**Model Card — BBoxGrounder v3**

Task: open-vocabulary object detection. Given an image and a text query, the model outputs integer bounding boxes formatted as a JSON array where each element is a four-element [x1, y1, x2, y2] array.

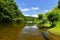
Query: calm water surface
[[0, 23, 60, 40]]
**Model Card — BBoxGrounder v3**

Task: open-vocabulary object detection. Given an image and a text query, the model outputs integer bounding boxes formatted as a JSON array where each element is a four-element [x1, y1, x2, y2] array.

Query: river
[[0, 23, 60, 40]]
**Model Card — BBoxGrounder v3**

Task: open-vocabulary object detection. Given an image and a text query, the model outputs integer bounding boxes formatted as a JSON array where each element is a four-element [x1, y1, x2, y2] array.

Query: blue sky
[[14, 0, 58, 17]]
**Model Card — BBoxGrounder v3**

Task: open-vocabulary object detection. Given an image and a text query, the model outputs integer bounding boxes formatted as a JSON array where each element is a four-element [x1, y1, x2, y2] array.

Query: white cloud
[[44, 10, 48, 12], [24, 14, 38, 17], [21, 8, 30, 11], [21, 7, 39, 11], [43, 9, 52, 13], [31, 14, 38, 17], [24, 14, 30, 16], [43, 10, 49, 13], [32, 7, 39, 10]]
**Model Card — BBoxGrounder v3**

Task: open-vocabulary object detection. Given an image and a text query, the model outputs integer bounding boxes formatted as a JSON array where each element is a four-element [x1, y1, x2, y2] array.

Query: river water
[[17, 25, 44, 40], [0, 23, 60, 40]]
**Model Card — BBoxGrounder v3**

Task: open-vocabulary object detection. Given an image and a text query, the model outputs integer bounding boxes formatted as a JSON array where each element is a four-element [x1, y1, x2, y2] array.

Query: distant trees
[[24, 16, 36, 21], [0, 0, 24, 23], [38, 14, 47, 24], [38, 14, 44, 20]]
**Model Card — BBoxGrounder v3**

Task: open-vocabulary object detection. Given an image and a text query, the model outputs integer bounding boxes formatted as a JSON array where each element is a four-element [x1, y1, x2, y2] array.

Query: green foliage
[[38, 5, 60, 29], [0, 0, 24, 23], [38, 13, 47, 20], [47, 9, 60, 23], [38, 14, 47, 24], [38, 14, 43, 20], [25, 16, 36, 21], [34, 19, 41, 24]]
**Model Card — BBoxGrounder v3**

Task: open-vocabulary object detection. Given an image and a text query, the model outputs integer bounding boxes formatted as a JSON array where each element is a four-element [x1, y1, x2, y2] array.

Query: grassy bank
[[49, 22, 60, 36]]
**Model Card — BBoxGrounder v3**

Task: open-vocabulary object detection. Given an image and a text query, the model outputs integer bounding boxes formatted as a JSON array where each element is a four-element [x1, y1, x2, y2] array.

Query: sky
[[14, 0, 58, 17]]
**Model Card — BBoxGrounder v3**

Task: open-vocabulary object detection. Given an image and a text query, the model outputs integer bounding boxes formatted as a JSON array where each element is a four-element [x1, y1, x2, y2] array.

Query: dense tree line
[[0, 0, 24, 23], [38, 0, 60, 29], [25, 16, 36, 21]]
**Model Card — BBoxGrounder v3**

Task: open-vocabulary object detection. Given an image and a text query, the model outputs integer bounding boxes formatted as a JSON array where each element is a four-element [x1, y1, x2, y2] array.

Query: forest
[[0, 0, 24, 23]]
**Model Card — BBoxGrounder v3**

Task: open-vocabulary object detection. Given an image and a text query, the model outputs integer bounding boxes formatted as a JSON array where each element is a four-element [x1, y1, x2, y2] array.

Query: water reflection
[[21, 25, 39, 35], [17, 24, 44, 40]]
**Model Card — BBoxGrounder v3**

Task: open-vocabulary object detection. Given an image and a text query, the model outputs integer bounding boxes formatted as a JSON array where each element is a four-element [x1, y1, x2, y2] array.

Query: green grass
[[49, 22, 60, 36]]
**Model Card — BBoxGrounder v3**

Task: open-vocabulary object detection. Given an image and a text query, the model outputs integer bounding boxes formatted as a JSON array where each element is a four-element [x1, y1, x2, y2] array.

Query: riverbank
[[49, 22, 60, 36]]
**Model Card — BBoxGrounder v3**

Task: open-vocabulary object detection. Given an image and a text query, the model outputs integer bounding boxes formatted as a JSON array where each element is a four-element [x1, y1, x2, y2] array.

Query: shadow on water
[[41, 31, 50, 40]]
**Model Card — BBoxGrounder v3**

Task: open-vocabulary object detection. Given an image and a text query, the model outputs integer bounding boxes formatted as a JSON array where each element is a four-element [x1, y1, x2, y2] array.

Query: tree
[[47, 10, 60, 23], [38, 14, 44, 20], [38, 0, 60, 29], [47, 9, 60, 28], [0, 0, 24, 23], [38, 14, 47, 23]]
